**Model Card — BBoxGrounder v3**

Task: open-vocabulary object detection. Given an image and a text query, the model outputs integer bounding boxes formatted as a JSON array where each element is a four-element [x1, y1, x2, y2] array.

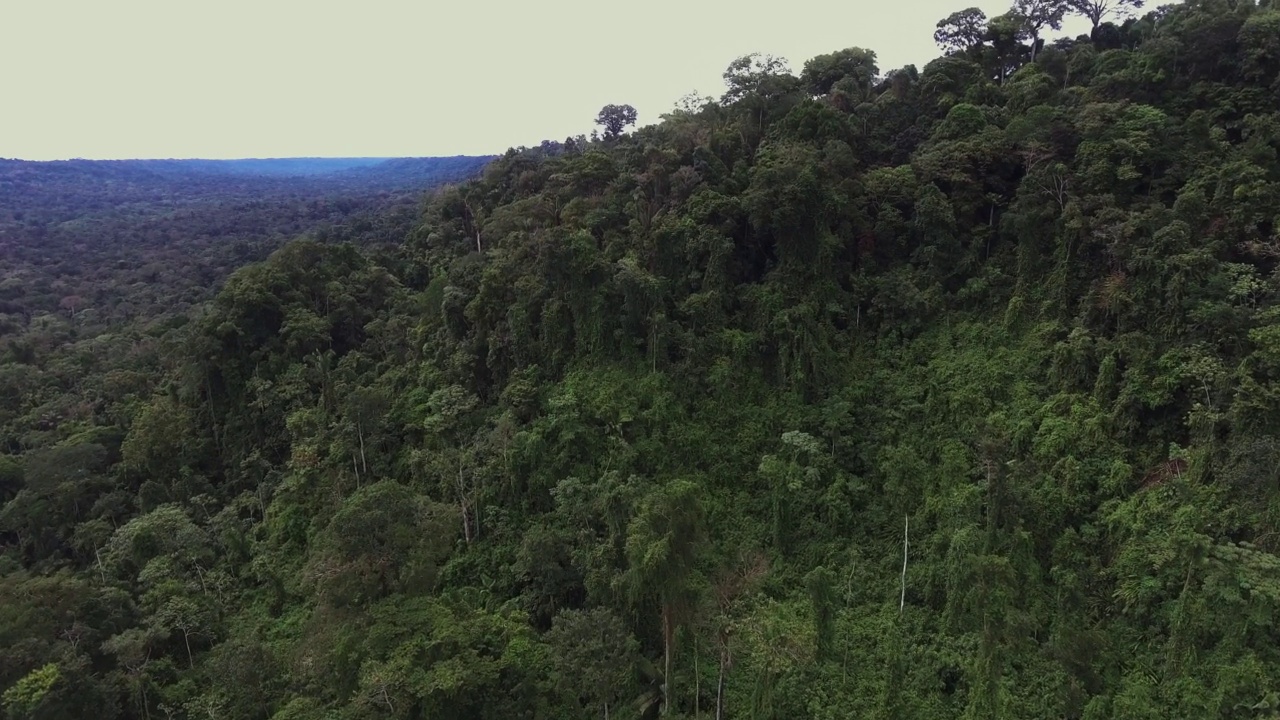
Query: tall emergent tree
[[1066, 0, 1144, 29], [935, 8, 990, 55], [595, 104, 638, 140], [1014, 0, 1069, 59], [625, 479, 705, 716]]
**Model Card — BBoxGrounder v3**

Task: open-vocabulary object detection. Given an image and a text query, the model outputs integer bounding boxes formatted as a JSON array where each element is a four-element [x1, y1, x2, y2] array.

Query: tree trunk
[[900, 514, 909, 614], [458, 462, 473, 544], [663, 603, 674, 716], [463, 198, 483, 252], [357, 424, 368, 475], [380, 686, 395, 714], [205, 378, 221, 453], [694, 633, 700, 717], [140, 675, 151, 720], [716, 643, 729, 720]]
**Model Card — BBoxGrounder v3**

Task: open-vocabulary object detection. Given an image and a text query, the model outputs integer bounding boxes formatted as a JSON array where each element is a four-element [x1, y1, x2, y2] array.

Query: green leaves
[[935, 8, 990, 55], [103, 504, 211, 580], [546, 607, 640, 715], [595, 104, 639, 141], [1238, 10, 1280, 81], [1, 664, 61, 720], [744, 141, 829, 266], [625, 479, 705, 606], [302, 482, 455, 607], [9, 3, 1280, 718], [801, 48, 879, 98]]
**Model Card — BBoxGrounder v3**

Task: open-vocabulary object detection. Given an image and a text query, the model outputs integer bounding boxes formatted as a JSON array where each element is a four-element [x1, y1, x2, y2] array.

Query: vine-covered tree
[[5, 2, 1280, 717]]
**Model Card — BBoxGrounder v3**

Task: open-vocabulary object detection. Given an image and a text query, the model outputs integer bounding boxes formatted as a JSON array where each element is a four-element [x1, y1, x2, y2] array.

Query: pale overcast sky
[[0, 0, 1093, 160]]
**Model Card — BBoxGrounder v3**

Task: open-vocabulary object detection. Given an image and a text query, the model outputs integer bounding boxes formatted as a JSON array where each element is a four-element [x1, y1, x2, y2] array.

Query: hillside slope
[[0, 154, 491, 335], [0, 155, 490, 459], [4, 1, 1280, 719]]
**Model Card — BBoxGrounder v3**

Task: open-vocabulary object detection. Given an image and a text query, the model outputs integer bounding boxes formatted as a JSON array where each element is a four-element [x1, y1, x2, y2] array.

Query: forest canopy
[[4, 0, 1280, 718]]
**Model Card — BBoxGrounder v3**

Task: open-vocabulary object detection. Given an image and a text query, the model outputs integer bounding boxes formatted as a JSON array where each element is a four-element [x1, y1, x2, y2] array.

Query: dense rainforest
[[4, 0, 1280, 717], [0, 155, 491, 385]]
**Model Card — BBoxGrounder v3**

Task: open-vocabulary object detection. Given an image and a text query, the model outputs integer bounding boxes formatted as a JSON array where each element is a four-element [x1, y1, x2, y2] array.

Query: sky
[[0, 0, 1093, 161]]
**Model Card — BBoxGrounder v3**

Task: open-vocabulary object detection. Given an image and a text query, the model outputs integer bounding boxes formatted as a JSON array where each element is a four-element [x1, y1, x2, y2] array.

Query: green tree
[[800, 47, 879, 97], [596, 104, 638, 140], [302, 481, 455, 607], [1013, 0, 1069, 60], [546, 607, 640, 719], [626, 479, 706, 716], [1066, 0, 1144, 29], [935, 8, 990, 54]]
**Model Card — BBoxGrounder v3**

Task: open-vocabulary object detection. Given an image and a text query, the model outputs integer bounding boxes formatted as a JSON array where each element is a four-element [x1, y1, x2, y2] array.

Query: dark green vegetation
[[0, 154, 491, 380], [5, 0, 1280, 716]]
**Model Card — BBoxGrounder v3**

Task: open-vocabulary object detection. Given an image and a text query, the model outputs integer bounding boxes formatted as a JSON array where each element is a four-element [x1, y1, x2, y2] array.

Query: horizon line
[[0, 154, 499, 163]]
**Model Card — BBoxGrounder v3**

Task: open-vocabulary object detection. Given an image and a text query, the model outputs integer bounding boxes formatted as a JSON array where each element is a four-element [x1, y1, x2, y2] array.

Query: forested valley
[[0, 155, 492, 351], [4, 0, 1280, 717]]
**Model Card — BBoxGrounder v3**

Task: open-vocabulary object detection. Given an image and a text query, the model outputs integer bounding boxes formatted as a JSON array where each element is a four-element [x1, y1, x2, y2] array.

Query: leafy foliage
[[6, 1, 1280, 718]]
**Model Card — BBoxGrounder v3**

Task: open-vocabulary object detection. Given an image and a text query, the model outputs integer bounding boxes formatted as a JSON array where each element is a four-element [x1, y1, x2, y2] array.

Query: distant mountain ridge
[[0, 155, 495, 185], [140, 157, 396, 177], [101, 156, 496, 179], [0, 155, 496, 227], [0, 152, 494, 349]]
